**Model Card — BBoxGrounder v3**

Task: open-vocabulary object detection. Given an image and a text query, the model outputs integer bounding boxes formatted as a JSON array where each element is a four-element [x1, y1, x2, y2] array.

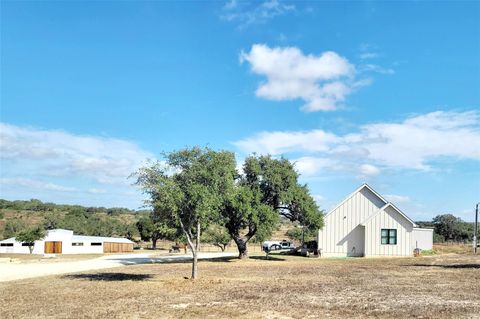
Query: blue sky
[[1, 1, 479, 221]]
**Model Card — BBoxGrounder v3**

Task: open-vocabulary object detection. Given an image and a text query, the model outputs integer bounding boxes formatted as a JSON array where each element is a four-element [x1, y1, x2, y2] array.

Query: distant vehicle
[[262, 240, 293, 251]]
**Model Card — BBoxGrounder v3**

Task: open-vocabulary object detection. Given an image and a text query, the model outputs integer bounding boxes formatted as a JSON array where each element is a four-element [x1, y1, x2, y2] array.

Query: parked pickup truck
[[262, 240, 294, 252]]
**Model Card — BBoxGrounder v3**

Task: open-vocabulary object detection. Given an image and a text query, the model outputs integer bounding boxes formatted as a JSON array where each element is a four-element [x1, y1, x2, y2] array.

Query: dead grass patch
[[0, 254, 479, 319]]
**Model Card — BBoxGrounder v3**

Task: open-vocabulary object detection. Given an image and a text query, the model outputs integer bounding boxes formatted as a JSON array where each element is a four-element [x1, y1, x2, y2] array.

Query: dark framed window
[[381, 229, 397, 245], [1, 243, 14, 247], [91, 242, 102, 246], [21, 243, 34, 246], [72, 242, 84, 246]]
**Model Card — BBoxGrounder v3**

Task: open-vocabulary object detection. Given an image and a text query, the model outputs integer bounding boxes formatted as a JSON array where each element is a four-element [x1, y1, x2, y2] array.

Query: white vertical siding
[[412, 228, 433, 251], [0, 229, 133, 254], [318, 187, 385, 256], [364, 206, 413, 256]]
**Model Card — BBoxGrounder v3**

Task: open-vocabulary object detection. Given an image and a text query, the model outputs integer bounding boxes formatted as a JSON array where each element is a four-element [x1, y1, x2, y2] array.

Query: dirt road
[[0, 252, 236, 282]]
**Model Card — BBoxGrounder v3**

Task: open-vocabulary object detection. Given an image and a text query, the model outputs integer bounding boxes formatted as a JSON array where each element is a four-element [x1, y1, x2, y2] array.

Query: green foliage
[[0, 198, 139, 215], [432, 214, 473, 242], [201, 224, 231, 251], [221, 154, 323, 258], [420, 249, 436, 256], [136, 214, 177, 248], [135, 147, 237, 241], [4, 219, 27, 238], [243, 155, 324, 231], [134, 147, 238, 278], [0, 211, 4, 219], [0, 199, 151, 241], [16, 227, 46, 254], [222, 184, 279, 246], [433, 232, 444, 243], [286, 225, 317, 242]]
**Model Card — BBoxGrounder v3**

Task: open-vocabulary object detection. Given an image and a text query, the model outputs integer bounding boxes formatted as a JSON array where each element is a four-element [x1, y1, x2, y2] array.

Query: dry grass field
[[1, 251, 479, 319]]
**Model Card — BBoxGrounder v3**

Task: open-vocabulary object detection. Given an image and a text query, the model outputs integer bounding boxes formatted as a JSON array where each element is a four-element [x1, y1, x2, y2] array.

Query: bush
[[420, 249, 436, 256]]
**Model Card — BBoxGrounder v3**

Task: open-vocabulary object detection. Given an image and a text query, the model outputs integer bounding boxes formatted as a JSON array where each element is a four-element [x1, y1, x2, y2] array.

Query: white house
[[317, 184, 433, 257], [0, 229, 134, 254]]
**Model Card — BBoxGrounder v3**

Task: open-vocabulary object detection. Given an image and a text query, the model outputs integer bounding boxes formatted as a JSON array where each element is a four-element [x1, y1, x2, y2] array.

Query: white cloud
[[0, 177, 77, 192], [360, 64, 395, 75], [240, 44, 366, 111], [88, 188, 107, 194], [221, 0, 295, 28], [234, 110, 480, 175], [0, 123, 154, 184], [384, 194, 411, 203], [359, 164, 381, 177], [293, 157, 338, 177], [235, 130, 340, 155], [359, 52, 379, 60]]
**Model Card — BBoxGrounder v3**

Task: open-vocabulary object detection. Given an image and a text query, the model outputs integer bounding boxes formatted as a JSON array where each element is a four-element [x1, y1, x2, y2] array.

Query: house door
[[44, 241, 62, 254]]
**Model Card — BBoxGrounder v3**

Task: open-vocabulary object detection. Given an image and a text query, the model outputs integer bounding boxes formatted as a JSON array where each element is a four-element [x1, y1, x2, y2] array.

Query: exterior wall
[[364, 206, 413, 257], [412, 228, 433, 251], [0, 239, 105, 254], [0, 229, 133, 254], [318, 187, 385, 257]]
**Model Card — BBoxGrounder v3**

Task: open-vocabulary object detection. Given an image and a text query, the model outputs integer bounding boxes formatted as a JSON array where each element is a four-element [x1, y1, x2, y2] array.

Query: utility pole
[[474, 203, 479, 254]]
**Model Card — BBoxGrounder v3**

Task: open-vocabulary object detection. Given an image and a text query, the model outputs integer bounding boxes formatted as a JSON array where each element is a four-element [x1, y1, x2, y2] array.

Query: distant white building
[[318, 184, 433, 257], [0, 229, 134, 254]]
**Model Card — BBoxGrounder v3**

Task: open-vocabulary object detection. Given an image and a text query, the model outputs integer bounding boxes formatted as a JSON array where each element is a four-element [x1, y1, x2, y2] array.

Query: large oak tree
[[222, 155, 324, 259]]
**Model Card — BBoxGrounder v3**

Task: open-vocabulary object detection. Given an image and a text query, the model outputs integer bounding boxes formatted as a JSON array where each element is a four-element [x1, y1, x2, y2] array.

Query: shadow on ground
[[64, 273, 154, 281], [250, 255, 286, 261], [407, 264, 480, 269]]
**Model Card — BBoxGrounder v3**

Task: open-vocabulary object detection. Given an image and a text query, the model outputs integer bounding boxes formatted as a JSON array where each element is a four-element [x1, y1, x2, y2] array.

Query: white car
[[262, 240, 293, 251]]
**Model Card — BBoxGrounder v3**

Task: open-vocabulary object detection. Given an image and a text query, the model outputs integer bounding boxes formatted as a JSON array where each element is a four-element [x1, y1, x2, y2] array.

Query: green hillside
[[0, 199, 149, 240]]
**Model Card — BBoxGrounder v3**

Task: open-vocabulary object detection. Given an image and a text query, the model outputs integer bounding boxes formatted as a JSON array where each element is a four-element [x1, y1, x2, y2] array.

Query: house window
[[1, 243, 14, 247], [91, 242, 102, 246], [72, 242, 84, 246], [381, 229, 397, 245], [21, 243, 34, 246]]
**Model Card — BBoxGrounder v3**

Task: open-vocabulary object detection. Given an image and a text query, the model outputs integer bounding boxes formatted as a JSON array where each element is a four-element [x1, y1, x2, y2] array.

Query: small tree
[[136, 214, 177, 249], [202, 225, 231, 251], [3, 219, 27, 238], [134, 147, 237, 279], [16, 227, 46, 254]]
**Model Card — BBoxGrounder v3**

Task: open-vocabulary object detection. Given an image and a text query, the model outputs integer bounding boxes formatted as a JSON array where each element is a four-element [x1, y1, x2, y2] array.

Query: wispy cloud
[[360, 63, 395, 75], [0, 123, 154, 185], [221, 0, 295, 29], [359, 52, 380, 60], [240, 44, 369, 112], [0, 177, 77, 192], [234, 110, 480, 176], [0, 123, 154, 207], [384, 194, 411, 203]]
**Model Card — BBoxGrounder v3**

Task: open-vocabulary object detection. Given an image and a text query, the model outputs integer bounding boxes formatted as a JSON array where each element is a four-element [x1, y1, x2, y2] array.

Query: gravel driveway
[[0, 252, 237, 282]]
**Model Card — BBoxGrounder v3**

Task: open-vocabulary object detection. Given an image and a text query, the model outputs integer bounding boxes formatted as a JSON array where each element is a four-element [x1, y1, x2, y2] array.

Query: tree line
[[417, 214, 475, 243], [0, 198, 147, 215]]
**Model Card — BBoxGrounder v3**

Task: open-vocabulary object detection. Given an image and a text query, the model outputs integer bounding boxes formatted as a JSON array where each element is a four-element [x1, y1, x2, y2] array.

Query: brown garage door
[[103, 242, 133, 253], [44, 241, 62, 254]]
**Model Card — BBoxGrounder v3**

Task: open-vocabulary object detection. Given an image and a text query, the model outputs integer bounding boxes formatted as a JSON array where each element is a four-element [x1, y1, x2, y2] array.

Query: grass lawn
[[1, 252, 479, 319]]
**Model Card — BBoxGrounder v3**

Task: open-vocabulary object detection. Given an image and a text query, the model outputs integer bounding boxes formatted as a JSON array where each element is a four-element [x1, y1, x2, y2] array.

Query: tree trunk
[[152, 238, 157, 250], [28, 245, 33, 254], [191, 250, 198, 279], [233, 236, 249, 259], [195, 221, 201, 252], [179, 219, 199, 280]]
